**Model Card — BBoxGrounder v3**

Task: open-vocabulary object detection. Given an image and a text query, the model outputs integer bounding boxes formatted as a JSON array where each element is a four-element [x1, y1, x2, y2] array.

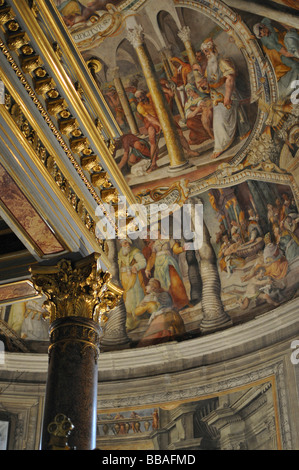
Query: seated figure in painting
[[253, 18, 299, 100], [115, 133, 151, 172], [274, 221, 299, 263], [184, 83, 214, 143], [218, 232, 245, 277], [263, 232, 289, 280], [239, 265, 281, 310], [136, 278, 186, 348]]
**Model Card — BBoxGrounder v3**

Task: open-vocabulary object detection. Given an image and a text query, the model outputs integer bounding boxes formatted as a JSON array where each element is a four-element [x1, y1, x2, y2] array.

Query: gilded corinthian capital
[[30, 253, 123, 325]]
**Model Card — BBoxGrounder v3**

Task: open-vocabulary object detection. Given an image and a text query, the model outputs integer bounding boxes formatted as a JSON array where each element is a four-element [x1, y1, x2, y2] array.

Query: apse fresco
[[3, 0, 297, 350], [104, 180, 299, 348], [202, 181, 299, 323], [54, 0, 299, 195], [92, 4, 256, 192]]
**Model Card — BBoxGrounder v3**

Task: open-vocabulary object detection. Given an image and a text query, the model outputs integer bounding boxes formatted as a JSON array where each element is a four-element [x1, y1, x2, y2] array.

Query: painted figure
[[253, 18, 299, 99], [199, 38, 250, 159], [116, 134, 151, 171], [145, 237, 190, 310], [184, 83, 214, 143], [137, 278, 186, 348], [118, 239, 146, 330]]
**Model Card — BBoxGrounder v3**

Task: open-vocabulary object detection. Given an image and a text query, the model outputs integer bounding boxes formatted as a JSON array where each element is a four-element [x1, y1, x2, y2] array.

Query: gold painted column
[[30, 254, 123, 450], [178, 26, 203, 85], [112, 67, 139, 135], [127, 24, 189, 171]]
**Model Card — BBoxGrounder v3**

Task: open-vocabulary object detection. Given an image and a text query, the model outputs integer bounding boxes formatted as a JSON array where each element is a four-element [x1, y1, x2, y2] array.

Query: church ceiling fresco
[[1, 0, 298, 352]]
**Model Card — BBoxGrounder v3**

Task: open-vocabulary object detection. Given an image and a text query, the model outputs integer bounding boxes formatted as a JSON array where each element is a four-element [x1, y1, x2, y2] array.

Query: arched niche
[[157, 10, 184, 57]]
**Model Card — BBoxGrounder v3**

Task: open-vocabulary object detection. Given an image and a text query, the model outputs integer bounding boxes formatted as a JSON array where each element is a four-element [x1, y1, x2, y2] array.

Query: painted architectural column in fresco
[[112, 67, 139, 136], [30, 254, 123, 450], [190, 197, 232, 333], [126, 23, 189, 171], [177, 26, 202, 85], [101, 239, 131, 350]]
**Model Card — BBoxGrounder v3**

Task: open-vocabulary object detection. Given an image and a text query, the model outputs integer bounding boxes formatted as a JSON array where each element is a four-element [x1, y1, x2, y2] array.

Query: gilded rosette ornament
[[30, 253, 123, 325]]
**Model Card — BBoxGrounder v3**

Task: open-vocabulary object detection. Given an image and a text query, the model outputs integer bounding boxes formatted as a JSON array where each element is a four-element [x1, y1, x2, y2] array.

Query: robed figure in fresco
[[118, 239, 147, 331], [198, 38, 250, 159], [145, 237, 190, 311], [136, 278, 186, 348], [253, 18, 299, 99]]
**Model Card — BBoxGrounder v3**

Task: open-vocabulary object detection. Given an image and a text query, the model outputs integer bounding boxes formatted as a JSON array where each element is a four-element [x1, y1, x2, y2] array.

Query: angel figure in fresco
[[253, 18, 299, 99]]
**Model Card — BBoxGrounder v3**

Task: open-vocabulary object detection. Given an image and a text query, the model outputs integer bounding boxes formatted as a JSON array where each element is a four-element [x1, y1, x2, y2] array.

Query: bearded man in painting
[[199, 38, 249, 159]]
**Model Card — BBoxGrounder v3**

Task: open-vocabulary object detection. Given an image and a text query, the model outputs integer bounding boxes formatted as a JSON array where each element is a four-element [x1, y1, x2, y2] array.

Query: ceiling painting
[[2, 0, 296, 352]]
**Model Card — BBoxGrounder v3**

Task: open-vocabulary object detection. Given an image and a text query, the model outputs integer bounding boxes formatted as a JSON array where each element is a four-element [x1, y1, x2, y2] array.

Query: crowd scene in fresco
[[211, 187, 299, 311], [109, 20, 298, 176], [110, 36, 252, 174]]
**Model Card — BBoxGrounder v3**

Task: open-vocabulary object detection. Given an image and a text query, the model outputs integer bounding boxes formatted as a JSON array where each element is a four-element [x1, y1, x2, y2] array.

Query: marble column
[[30, 254, 123, 450], [112, 67, 139, 135], [177, 26, 203, 86], [127, 24, 189, 172], [189, 197, 232, 333]]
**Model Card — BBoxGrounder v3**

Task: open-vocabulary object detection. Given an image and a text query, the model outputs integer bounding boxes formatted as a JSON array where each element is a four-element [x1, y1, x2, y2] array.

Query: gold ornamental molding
[[30, 253, 124, 326], [12, 0, 136, 207], [0, 80, 107, 257], [0, 37, 114, 220], [0, 0, 135, 239]]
